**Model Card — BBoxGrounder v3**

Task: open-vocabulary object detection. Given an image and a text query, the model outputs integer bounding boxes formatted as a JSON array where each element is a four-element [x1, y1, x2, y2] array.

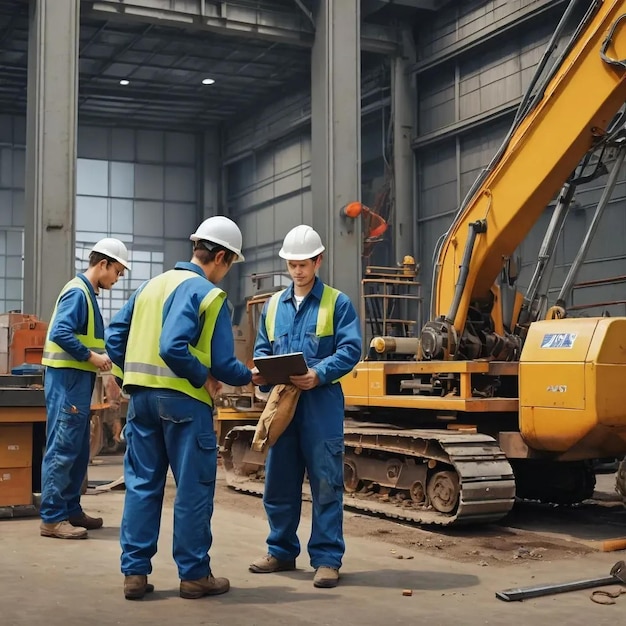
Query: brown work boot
[[249, 553, 296, 574], [69, 512, 103, 530], [124, 575, 155, 600], [40, 520, 88, 540], [313, 567, 339, 588], [179, 575, 230, 599]]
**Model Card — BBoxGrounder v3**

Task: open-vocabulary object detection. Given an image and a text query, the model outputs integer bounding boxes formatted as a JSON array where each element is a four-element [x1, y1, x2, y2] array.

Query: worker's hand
[[289, 368, 319, 390], [204, 375, 223, 398], [88, 351, 112, 372], [251, 366, 267, 387]]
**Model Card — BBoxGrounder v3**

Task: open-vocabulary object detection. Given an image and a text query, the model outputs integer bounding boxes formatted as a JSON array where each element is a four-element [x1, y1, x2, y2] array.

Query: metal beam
[[412, 101, 518, 150], [411, 0, 568, 74], [85, 0, 399, 55], [24, 0, 79, 321], [311, 0, 361, 306], [390, 0, 437, 7], [222, 85, 388, 165]]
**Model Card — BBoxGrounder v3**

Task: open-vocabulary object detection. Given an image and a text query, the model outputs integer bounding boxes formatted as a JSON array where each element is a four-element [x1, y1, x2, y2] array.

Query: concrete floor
[[0, 457, 623, 626]]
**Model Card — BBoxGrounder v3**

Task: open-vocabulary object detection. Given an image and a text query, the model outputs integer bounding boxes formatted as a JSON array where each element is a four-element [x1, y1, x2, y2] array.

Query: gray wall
[[224, 91, 313, 299], [223, 73, 390, 302], [0, 115, 29, 313], [0, 117, 201, 323], [414, 0, 626, 318]]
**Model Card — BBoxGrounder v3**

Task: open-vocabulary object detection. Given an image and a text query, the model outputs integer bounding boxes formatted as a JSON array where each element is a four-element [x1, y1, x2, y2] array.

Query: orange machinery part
[[0, 313, 110, 411], [0, 313, 47, 374]]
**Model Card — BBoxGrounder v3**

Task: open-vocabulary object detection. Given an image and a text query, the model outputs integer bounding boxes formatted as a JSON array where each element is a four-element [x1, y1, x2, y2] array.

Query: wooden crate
[[0, 467, 32, 506], [0, 424, 33, 468]]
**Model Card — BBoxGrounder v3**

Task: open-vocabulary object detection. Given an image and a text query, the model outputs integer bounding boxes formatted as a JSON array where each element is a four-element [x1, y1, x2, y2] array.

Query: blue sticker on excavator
[[540, 333, 577, 348]]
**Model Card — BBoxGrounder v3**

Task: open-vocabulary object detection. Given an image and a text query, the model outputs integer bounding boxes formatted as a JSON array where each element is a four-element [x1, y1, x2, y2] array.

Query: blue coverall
[[254, 277, 361, 570], [40, 274, 101, 524], [106, 262, 251, 581]]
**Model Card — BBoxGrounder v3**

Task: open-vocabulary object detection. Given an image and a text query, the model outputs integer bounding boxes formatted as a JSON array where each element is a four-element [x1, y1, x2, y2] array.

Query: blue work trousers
[[263, 392, 345, 570], [40, 367, 95, 523], [120, 388, 218, 581]]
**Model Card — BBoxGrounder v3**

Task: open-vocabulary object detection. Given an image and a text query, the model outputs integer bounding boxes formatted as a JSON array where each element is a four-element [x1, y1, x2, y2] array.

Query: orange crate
[[0, 467, 32, 506], [0, 424, 33, 467]]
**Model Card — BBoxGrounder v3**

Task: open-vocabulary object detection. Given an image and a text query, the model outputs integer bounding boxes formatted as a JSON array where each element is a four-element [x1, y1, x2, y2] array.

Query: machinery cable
[[428, 0, 598, 318]]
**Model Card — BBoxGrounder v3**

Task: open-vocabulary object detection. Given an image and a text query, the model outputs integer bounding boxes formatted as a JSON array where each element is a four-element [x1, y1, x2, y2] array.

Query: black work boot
[[69, 513, 103, 530]]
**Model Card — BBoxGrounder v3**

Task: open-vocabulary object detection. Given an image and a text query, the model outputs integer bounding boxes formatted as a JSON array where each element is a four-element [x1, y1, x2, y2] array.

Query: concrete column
[[24, 0, 80, 321], [391, 29, 416, 264], [311, 0, 361, 306]]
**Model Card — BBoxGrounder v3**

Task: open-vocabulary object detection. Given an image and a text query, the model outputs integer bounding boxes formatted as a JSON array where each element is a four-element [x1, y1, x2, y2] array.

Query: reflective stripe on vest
[[265, 285, 341, 342], [111, 363, 123, 380], [41, 277, 105, 372], [122, 269, 225, 406]]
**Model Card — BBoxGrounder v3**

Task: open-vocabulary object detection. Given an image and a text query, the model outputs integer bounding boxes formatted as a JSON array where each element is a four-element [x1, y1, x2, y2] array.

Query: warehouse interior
[[2, 0, 622, 322], [3, 0, 626, 623]]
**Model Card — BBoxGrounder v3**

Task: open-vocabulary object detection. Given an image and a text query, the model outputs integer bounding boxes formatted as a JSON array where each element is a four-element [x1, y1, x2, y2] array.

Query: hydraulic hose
[[444, 220, 487, 324]]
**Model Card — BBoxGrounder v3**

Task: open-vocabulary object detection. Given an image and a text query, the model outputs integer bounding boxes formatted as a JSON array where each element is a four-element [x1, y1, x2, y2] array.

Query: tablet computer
[[253, 352, 308, 386]]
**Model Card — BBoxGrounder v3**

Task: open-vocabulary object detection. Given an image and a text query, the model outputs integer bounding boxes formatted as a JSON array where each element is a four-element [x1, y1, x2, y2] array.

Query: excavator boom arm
[[434, 0, 626, 334]]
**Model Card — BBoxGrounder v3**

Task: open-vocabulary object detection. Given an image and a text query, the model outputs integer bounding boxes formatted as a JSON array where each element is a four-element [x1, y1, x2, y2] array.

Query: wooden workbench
[[0, 375, 46, 517]]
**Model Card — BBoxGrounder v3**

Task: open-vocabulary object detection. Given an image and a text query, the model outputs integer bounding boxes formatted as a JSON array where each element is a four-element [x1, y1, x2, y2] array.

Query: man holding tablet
[[249, 224, 361, 588]]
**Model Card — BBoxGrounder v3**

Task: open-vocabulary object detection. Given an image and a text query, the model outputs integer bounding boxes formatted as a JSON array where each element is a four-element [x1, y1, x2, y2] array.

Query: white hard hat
[[190, 216, 245, 262], [91, 238, 131, 270], [279, 225, 325, 261]]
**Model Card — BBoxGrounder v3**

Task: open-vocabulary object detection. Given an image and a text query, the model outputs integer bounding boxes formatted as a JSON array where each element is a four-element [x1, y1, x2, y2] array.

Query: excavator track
[[222, 425, 516, 526]]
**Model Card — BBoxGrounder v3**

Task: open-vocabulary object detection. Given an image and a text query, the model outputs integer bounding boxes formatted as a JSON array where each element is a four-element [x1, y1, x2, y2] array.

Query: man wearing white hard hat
[[249, 225, 362, 589], [106, 215, 264, 600], [39, 238, 131, 540]]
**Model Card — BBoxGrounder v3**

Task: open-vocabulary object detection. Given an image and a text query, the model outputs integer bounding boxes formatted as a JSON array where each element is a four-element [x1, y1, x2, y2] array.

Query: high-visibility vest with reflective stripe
[[122, 269, 225, 406], [42, 277, 105, 372], [265, 284, 341, 342]]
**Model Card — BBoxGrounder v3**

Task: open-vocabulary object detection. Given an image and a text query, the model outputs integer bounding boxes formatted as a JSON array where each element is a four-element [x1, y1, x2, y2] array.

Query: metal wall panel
[[415, 0, 626, 319], [459, 24, 553, 119], [0, 116, 200, 323], [418, 65, 455, 135], [459, 119, 509, 199], [418, 141, 457, 221], [75, 125, 200, 323], [227, 131, 313, 298], [0, 115, 27, 312], [416, 0, 562, 61], [224, 83, 389, 300], [418, 23, 553, 139]]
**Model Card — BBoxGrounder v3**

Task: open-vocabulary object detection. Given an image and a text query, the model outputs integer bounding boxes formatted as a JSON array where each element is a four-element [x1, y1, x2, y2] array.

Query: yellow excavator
[[222, 0, 626, 525]]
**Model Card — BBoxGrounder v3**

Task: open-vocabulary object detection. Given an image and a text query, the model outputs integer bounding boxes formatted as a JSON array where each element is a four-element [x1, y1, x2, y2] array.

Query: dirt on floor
[[210, 474, 626, 568]]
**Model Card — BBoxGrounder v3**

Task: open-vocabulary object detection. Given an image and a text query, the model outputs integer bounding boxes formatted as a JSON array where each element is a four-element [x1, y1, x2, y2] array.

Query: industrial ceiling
[[0, 0, 437, 130]]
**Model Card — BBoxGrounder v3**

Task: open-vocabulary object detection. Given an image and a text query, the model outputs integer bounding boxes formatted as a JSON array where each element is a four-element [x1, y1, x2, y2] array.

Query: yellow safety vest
[[42, 277, 105, 372], [265, 284, 341, 341], [122, 269, 225, 406]]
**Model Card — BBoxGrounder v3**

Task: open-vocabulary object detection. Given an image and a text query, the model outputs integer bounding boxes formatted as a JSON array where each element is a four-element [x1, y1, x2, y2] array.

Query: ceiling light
[[202, 78, 215, 85], [119, 79, 130, 86]]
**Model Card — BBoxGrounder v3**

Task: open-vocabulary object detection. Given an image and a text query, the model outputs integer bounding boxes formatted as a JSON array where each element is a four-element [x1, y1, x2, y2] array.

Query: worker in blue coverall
[[40, 238, 131, 540], [106, 216, 264, 601], [249, 225, 362, 589]]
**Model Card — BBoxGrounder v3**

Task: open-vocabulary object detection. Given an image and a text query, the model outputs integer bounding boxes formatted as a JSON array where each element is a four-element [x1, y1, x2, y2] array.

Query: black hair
[[193, 241, 236, 265], [286, 255, 321, 263], [89, 251, 117, 268]]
